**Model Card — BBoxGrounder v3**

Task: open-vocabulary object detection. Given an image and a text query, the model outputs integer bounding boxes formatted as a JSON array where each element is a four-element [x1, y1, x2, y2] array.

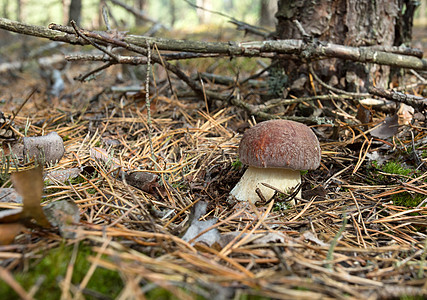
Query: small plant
[[273, 199, 291, 211], [232, 158, 243, 169]]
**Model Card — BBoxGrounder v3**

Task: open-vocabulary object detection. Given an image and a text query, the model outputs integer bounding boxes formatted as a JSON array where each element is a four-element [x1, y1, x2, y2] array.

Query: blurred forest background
[[0, 0, 278, 30]]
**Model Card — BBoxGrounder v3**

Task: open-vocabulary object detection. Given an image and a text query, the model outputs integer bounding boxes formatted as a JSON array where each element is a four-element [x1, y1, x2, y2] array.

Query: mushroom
[[230, 120, 321, 204]]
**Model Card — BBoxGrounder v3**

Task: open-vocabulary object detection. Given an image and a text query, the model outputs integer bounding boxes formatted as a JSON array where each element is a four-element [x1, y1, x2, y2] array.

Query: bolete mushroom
[[230, 120, 321, 203]]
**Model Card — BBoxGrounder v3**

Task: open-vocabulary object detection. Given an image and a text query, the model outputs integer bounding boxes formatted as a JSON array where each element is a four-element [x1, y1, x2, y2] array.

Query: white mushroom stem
[[230, 166, 301, 204]]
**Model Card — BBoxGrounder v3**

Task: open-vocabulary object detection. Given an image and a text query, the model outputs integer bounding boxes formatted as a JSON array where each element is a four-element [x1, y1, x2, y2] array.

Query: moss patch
[[381, 161, 414, 177], [392, 192, 425, 207], [0, 243, 123, 299]]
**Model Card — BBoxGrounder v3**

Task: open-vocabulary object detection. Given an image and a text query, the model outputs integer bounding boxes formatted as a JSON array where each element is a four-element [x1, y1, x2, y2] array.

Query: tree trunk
[[169, 0, 176, 28], [259, 0, 276, 27], [223, 0, 233, 11], [62, 0, 71, 25], [135, 0, 147, 26], [196, 0, 213, 24], [16, 0, 22, 22], [2, 0, 9, 19], [68, 0, 82, 26], [274, 0, 417, 94]]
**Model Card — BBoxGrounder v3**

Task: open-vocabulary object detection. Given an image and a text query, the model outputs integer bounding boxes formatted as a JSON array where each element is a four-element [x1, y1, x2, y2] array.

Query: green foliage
[[273, 200, 291, 211], [376, 161, 424, 207], [232, 158, 243, 169], [381, 161, 414, 177], [0, 243, 123, 299]]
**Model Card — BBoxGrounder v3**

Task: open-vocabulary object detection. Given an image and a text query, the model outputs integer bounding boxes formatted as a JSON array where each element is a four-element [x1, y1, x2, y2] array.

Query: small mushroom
[[230, 120, 321, 203]]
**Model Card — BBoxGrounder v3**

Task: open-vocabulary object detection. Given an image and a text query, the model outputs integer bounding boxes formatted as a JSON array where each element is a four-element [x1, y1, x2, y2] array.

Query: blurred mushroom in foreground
[[230, 120, 321, 204], [5, 132, 64, 165]]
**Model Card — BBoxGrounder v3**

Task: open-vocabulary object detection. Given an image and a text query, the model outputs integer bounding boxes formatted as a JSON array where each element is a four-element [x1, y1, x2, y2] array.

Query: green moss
[[381, 161, 413, 177], [375, 162, 425, 207], [400, 295, 425, 300], [145, 287, 178, 299], [87, 188, 97, 194], [68, 175, 87, 185], [171, 182, 185, 189], [238, 295, 271, 300], [0, 243, 123, 299], [392, 192, 425, 207]]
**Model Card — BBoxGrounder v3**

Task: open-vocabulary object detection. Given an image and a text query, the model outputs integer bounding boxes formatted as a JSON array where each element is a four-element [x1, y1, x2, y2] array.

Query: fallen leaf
[[0, 167, 51, 244], [124, 171, 159, 193], [45, 168, 81, 184], [0, 166, 83, 244], [43, 200, 80, 239], [0, 223, 25, 245], [356, 104, 372, 124], [11, 166, 51, 227], [218, 232, 287, 248], [0, 188, 22, 203], [370, 115, 399, 139], [0, 208, 23, 223], [181, 201, 220, 246], [90, 147, 159, 193], [397, 104, 414, 125]]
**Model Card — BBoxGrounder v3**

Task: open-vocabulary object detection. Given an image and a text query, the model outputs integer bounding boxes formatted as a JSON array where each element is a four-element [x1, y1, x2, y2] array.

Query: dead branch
[[0, 18, 426, 70], [107, 0, 167, 29], [368, 86, 427, 111]]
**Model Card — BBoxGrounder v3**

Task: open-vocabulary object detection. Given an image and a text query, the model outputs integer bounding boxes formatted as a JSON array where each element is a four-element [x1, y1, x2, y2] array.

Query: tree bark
[[259, 0, 276, 27], [275, 0, 417, 94], [68, 0, 82, 26]]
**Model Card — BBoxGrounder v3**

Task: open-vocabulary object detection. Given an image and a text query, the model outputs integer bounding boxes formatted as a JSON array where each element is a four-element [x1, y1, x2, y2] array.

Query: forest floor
[[0, 25, 427, 300]]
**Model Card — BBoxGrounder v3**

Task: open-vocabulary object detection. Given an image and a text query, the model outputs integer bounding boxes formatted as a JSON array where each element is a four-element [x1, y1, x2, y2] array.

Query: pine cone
[[0, 112, 16, 141]]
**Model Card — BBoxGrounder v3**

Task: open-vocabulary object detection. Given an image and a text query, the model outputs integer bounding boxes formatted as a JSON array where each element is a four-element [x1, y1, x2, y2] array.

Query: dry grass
[[0, 45, 427, 300]]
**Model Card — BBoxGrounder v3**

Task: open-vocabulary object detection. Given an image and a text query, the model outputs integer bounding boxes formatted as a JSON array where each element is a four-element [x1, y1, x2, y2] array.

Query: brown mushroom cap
[[238, 120, 321, 170]]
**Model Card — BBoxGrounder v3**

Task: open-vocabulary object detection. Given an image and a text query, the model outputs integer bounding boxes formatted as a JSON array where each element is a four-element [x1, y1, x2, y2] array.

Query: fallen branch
[[368, 86, 427, 111], [0, 18, 426, 70]]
